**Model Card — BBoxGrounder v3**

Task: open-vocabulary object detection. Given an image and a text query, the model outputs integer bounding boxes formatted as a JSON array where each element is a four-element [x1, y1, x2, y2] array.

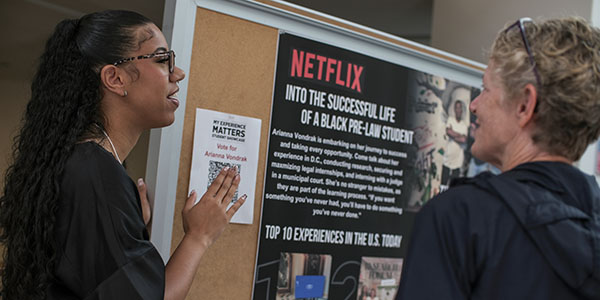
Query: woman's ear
[[100, 64, 128, 97], [516, 83, 537, 128]]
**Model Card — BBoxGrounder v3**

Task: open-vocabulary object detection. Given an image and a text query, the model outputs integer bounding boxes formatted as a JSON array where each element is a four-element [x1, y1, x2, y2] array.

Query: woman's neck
[[100, 124, 141, 164], [498, 133, 572, 171]]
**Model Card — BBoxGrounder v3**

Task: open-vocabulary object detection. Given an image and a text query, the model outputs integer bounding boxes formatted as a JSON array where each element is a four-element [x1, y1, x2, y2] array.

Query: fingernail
[[189, 189, 195, 197], [138, 178, 144, 186], [241, 194, 247, 200]]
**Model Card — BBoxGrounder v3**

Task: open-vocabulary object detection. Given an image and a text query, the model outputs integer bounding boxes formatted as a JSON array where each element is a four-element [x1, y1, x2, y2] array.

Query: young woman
[[0, 10, 245, 299]]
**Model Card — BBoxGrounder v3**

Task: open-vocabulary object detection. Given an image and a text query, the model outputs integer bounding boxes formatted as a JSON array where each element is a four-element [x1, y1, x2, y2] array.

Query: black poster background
[[253, 33, 478, 300]]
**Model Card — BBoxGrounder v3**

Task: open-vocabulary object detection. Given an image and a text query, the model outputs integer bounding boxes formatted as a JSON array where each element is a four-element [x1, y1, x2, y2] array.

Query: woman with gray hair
[[396, 17, 600, 299]]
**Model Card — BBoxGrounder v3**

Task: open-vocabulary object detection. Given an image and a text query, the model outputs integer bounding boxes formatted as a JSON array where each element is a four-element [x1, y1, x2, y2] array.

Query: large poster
[[253, 33, 479, 299]]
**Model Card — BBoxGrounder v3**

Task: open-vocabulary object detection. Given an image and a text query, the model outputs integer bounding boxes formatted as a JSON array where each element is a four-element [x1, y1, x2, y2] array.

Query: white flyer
[[188, 108, 261, 224]]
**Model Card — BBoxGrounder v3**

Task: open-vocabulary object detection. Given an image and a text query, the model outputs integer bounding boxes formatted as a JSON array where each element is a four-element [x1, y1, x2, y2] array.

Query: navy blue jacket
[[396, 161, 600, 299]]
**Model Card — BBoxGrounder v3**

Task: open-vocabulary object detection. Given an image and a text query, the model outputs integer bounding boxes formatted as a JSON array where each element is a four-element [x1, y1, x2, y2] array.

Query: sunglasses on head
[[504, 18, 541, 87]]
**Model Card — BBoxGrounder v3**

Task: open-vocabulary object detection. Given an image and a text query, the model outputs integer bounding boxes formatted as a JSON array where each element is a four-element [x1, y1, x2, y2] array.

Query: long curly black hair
[[0, 10, 152, 299]]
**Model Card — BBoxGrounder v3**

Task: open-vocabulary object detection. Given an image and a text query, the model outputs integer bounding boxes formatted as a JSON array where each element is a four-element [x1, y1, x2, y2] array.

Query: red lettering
[[335, 62, 345, 85], [346, 63, 352, 88], [290, 48, 364, 93], [291, 49, 304, 77], [304, 52, 315, 79], [326, 58, 336, 82], [351, 65, 363, 92], [316, 55, 327, 80]]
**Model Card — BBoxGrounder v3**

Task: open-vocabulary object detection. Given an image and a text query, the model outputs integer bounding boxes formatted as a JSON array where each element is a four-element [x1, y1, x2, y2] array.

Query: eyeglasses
[[113, 50, 176, 73], [504, 18, 541, 87]]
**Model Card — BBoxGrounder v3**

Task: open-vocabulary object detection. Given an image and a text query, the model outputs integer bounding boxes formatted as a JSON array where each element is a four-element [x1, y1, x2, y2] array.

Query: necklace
[[101, 130, 122, 164]]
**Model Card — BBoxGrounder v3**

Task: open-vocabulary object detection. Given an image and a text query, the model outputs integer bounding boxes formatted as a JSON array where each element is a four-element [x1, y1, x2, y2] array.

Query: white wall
[[431, 0, 593, 63]]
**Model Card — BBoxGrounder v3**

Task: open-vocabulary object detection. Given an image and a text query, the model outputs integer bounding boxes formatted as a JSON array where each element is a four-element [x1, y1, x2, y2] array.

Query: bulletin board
[[170, 8, 277, 299], [149, 0, 486, 299]]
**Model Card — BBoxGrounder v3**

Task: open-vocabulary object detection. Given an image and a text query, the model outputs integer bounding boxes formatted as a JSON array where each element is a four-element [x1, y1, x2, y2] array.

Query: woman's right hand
[[181, 166, 246, 248]]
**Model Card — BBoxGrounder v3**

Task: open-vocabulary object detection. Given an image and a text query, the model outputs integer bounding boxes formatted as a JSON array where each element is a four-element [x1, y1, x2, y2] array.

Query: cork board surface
[[171, 7, 278, 299]]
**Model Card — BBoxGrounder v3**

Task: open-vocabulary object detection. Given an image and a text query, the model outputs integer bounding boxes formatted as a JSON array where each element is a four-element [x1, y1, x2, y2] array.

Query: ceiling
[[0, 0, 432, 82]]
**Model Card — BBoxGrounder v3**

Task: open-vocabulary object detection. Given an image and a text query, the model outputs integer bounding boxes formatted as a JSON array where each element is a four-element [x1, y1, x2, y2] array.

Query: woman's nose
[[469, 95, 479, 113], [171, 66, 186, 82]]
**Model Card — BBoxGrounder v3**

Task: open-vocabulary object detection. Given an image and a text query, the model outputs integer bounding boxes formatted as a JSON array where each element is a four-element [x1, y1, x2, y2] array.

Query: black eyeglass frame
[[504, 17, 541, 87], [113, 50, 176, 73]]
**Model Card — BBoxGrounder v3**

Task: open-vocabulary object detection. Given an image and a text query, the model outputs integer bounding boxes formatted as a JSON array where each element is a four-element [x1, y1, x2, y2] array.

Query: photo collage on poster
[[356, 257, 403, 300], [253, 33, 492, 299], [403, 72, 499, 211], [276, 252, 332, 300]]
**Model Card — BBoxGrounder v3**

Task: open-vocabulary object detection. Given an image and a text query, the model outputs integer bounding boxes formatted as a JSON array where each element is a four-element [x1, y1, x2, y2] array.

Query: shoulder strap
[[471, 171, 600, 298]]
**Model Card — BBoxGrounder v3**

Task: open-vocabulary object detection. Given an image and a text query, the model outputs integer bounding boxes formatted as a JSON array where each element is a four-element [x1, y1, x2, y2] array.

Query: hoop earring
[[123, 90, 128, 97]]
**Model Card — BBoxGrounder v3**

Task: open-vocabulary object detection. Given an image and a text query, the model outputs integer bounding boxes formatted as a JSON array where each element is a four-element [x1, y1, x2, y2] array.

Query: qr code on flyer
[[208, 160, 241, 202]]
